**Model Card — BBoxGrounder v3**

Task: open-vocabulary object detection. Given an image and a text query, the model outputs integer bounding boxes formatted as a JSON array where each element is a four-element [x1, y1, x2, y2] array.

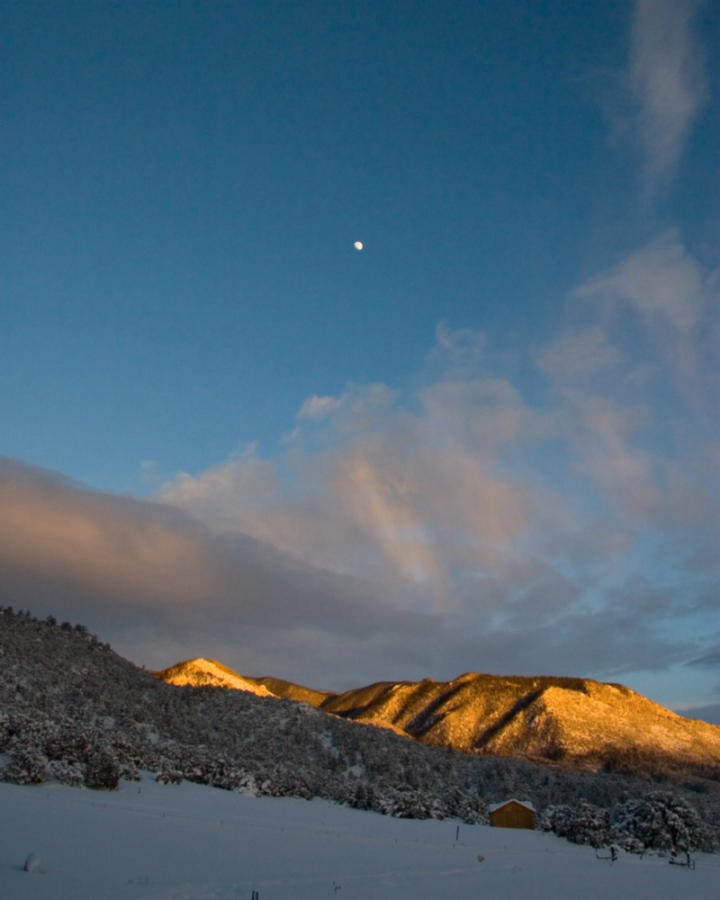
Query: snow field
[[1, 777, 718, 899]]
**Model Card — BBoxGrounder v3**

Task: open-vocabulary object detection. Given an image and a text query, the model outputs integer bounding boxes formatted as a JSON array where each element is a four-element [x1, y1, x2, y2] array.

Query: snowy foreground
[[1, 778, 718, 900]]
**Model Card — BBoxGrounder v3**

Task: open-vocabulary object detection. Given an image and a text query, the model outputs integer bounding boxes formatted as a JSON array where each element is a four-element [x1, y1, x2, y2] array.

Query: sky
[[1, 1, 719, 719]]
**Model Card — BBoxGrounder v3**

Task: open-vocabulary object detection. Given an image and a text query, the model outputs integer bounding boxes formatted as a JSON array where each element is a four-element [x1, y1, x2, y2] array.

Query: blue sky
[[1, 1, 719, 718]]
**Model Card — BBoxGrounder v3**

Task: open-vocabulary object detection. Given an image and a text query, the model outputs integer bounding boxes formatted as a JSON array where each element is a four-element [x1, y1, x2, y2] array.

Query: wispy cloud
[[161, 368, 562, 604], [685, 647, 720, 669], [428, 321, 486, 373], [537, 326, 620, 378], [629, 0, 707, 190], [572, 232, 719, 434], [574, 230, 705, 331], [297, 394, 343, 421]]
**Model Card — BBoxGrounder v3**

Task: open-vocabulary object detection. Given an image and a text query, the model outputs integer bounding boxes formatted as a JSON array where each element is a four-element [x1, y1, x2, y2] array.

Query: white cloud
[[420, 378, 552, 453], [537, 326, 620, 378], [629, 0, 707, 189], [569, 393, 660, 519], [161, 386, 552, 606], [429, 321, 486, 371], [296, 394, 342, 421], [574, 231, 705, 331]]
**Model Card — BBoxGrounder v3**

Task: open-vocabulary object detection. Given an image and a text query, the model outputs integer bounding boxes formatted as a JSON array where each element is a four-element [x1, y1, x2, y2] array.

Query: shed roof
[[488, 799, 536, 814]]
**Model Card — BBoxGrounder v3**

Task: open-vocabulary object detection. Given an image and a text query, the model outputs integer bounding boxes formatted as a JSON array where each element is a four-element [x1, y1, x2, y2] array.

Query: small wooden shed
[[488, 799, 536, 830]]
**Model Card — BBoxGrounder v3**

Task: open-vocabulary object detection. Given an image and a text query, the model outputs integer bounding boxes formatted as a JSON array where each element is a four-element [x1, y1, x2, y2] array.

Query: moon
[[353, 241, 363, 251]]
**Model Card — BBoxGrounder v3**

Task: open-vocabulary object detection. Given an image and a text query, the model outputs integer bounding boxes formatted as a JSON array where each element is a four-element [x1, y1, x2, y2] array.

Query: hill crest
[[155, 658, 275, 696], [157, 661, 720, 777], [1, 607, 718, 852]]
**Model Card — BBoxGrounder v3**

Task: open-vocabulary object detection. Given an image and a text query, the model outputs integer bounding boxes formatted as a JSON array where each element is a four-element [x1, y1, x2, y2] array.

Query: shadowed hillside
[[2, 609, 719, 852]]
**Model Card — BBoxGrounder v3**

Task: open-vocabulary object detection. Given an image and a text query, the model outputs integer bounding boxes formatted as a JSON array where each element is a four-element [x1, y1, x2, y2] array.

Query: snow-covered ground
[[1, 777, 718, 899]]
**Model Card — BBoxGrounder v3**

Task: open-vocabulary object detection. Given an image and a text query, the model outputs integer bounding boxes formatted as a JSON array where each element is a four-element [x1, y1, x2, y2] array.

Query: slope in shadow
[[473, 688, 544, 750], [322, 682, 396, 720], [404, 683, 466, 737]]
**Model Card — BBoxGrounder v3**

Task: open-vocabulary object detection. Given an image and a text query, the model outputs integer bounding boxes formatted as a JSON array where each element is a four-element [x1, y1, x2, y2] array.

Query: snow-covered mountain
[[156, 658, 275, 696], [157, 660, 720, 780], [157, 657, 334, 704], [1, 608, 719, 854]]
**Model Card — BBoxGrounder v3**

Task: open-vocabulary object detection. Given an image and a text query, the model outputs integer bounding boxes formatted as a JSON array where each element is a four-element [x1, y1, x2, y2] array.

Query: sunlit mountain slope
[[2, 608, 719, 851], [156, 663, 720, 778], [320, 672, 720, 776], [156, 658, 274, 696]]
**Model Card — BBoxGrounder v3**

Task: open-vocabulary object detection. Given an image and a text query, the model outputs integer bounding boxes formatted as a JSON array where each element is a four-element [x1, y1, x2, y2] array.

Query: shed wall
[[490, 803, 535, 830]]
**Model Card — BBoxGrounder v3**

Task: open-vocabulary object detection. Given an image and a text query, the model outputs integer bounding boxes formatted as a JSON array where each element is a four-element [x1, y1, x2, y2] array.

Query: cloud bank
[[2, 233, 716, 698], [0, 447, 703, 692]]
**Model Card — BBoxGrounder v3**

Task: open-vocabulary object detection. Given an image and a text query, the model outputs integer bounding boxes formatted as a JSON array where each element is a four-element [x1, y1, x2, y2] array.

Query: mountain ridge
[[2, 607, 719, 853], [156, 658, 276, 696], [157, 659, 720, 778]]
